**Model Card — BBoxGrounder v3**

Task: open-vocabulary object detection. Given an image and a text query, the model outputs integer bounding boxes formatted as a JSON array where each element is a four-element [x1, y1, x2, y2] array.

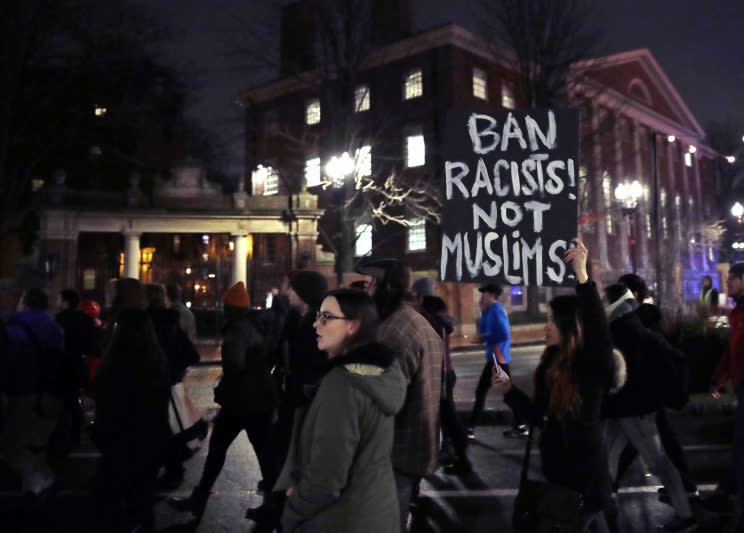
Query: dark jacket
[[603, 307, 677, 418], [147, 308, 199, 384], [56, 308, 98, 358], [6, 310, 66, 396], [276, 342, 406, 533], [504, 282, 614, 512], [215, 312, 276, 414], [281, 308, 330, 407]]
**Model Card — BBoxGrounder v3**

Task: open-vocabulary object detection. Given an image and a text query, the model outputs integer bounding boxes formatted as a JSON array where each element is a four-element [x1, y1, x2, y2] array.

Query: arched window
[[628, 79, 652, 105]]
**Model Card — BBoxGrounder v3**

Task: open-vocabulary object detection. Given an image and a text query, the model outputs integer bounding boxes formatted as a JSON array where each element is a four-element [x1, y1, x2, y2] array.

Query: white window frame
[[403, 69, 423, 100], [354, 84, 370, 112], [305, 157, 321, 187], [355, 224, 373, 257], [406, 133, 425, 168], [406, 218, 426, 252], [501, 81, 515, 109], [355, 145, 372, 177], [252, 165, 279, 196], [472, 67, 488, 100], [305, 98, 321, 125]]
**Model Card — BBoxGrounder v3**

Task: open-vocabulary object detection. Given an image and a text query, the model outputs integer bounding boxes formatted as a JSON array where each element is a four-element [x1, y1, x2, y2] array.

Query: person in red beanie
[[170, 281, 277, 524]]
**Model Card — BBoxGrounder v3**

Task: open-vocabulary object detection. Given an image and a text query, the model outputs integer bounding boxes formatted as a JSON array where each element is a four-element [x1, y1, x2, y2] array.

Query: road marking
[[420, 484, 719, 498]]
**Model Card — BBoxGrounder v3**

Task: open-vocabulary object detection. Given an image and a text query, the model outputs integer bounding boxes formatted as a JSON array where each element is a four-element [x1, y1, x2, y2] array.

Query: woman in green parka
[[275, 288, 407, 532]]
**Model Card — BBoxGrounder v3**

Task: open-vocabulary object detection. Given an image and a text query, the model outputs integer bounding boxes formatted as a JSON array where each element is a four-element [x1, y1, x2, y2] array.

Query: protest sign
[[439, 108, 579, 286]]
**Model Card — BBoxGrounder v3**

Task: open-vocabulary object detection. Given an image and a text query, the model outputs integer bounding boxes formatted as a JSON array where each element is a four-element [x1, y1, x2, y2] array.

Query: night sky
[[148, 0, 744, 179]]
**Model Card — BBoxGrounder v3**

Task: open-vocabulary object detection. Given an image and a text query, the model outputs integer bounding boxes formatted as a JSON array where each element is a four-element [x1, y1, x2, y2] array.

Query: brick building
[[239, 2, 720, 333]]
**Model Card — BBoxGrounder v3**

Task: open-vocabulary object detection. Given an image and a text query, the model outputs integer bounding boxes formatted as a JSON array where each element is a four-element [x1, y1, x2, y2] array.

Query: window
[[602, 174, 613, 234], [510, 286, 525, 310], [305, 157, 321, 187], [646, 212, 652, 239], [355, 145, 372, 177], [501, 81, 515, 109], [354, 85, 370, 112], [684, 152, 692, 167], [472, 67, 487, 100], [407, 218, 426, 252], [305, 98, 321, 125], [406, 133, 425, 167], [403, 69, 423, 100], [82, 269, 96, 290], [252, 165, 279, 196], [355, 224, 373, 256]]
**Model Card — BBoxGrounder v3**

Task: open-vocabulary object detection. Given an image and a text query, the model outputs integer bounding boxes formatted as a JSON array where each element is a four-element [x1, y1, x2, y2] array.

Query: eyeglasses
[[314, 310, 352, 326]]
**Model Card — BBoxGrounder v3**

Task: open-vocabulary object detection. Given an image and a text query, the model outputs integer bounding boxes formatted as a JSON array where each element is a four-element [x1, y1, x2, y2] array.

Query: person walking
[[491, 239, 614, 532], [468, 283, 525, 439], [90, 278, 171, 532], [356, 258, 443, 531], [166, 283, 197, 343], [698, 275, 720, 317], [169, 281, 277, 520], [2, 289, 66, 497], [275, 288, 406, 532], [707, 262, 744, 529], [602, 284, 696, 532]]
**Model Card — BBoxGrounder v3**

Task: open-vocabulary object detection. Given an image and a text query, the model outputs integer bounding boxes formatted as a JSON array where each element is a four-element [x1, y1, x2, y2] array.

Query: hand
[[563, 238, 589, 284], [491, 363, 512, 393], [710, 384, 722, 400], [286, 486, 294, 496]]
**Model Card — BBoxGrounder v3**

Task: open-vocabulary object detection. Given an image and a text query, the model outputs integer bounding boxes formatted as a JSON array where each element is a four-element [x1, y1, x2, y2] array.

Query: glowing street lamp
[[726, 155, 736, 164], [325, 152, 355, 188], [732, 202, 744, 219], [615, 180, 644, 273]]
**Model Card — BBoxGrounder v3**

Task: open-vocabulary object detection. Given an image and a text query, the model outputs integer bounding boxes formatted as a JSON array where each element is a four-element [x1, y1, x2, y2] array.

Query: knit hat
[[223, 281, 250, 308], [289, 271, 328, 308], [355, 258, 408, 290], [116, 278, 144, 310], [411, 277, 435, 298]]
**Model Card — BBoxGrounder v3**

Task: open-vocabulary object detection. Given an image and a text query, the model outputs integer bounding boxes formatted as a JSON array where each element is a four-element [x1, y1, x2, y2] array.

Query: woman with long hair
[[492, 239, 615, 532], [275, 288, 407, 532], [91, 294, 171, 532]]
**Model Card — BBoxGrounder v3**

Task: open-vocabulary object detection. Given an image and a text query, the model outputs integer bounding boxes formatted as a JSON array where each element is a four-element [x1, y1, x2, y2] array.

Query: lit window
[[83, 269, 96, 290], [252, 165, 279, 196], [406, 134, 425, 167], [708, 244, 715, 262], [355, 145, 372, 177], [662, 215, 669, 238], [354, 85, 370, 112], [305, 98, 321, 125], [355, 224, 373, 256], [472, 67, 487, 100], [646, 212, 652, 239], [407, 219, 426, 252], [602, 174, 613, 234], [684, 152, 692, 167], [403, 69, 423, 100], [501, 81, 515, 109], [305, 157, 321, 187]]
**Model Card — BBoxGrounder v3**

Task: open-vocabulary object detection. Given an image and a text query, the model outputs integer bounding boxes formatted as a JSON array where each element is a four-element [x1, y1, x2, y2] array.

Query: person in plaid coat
[[356, 258, 443, 531]]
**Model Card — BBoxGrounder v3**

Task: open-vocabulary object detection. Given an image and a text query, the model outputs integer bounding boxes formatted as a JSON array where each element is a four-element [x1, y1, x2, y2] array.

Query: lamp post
[[325, 152, 355, 286], [615, 179, 644, 273]]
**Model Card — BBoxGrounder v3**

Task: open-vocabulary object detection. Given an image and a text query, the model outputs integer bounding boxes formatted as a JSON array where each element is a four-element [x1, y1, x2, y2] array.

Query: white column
[[632, 122, 649, 269], [614, 114, 630, 271], [679, 144, 695, 270], [693, 155, 709, 271], [123, 232, 141, 279], [591, 103, 610, 270], [231, 234, 248, 286]]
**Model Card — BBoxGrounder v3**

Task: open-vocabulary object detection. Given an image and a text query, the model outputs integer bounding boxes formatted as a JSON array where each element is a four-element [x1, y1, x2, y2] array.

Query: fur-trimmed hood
[[329, 341, 405, 416]]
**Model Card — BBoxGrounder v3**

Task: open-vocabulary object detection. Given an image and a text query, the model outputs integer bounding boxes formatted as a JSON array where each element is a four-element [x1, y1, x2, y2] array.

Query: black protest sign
[[439, 108, 579, 286]]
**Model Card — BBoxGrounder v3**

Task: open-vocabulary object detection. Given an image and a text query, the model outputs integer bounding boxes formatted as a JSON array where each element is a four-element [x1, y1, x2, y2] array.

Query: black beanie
[[289, 271, 328, 308]]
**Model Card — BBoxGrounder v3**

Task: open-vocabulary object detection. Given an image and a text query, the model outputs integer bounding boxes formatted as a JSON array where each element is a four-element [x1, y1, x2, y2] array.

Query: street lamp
[[732, 201, 744, 220], [615, 179, 644, 272], [325, 152, 356, 285]]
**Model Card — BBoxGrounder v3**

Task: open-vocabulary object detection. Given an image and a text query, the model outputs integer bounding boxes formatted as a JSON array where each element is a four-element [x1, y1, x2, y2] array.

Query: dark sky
[[149, 0, 744, 179]]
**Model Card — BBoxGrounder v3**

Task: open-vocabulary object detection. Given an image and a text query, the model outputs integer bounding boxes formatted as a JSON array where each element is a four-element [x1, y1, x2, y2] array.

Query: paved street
[[0, 345, 738, 532]]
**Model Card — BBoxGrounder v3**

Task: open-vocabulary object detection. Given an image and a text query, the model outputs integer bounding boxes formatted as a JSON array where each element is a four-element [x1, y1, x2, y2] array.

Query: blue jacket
[[480, 301, 511, 364]]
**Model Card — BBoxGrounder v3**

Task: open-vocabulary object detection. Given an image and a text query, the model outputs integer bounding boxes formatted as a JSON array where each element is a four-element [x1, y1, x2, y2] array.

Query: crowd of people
[[0, 239, 741, 532]]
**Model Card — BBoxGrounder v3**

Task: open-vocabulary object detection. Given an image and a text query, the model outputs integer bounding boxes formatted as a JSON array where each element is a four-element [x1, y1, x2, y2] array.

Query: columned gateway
[[38, 192, 324, 303]]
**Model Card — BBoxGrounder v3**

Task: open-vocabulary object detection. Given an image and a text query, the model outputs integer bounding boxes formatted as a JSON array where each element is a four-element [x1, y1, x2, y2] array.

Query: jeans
[[196, 409, 277, 496], [606, 414, 692, 519], [440, 370, 468, 461], [394, 469, 421, 532]]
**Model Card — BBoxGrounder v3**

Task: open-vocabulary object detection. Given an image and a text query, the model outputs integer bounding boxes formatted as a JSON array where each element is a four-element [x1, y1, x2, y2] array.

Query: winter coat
[[603, 306, 679, 418], [147, 308, 199, 384], [377, 304, 443, 476], [170, 301, 197, 343], [281, 308, 330, 407], [214, 313, 277, 414], [276, 341, 406, 533], [6, 310, 66, 396], [56, 308, 98, 360], [504, 282, 614, 513]]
